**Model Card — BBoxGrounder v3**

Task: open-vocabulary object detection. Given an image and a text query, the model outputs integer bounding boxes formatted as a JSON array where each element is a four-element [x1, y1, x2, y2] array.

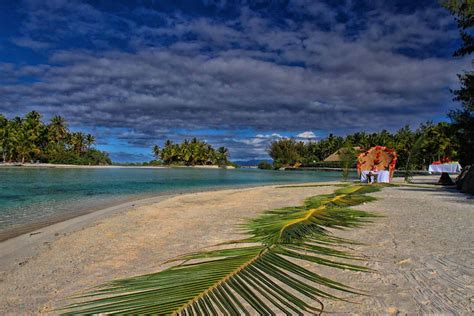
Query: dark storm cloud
[[0, 0, 468, 160]]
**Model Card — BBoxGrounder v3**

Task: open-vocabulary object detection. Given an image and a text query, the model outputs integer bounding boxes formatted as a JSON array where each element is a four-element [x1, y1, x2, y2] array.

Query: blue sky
[[0, 0, 469, 162]]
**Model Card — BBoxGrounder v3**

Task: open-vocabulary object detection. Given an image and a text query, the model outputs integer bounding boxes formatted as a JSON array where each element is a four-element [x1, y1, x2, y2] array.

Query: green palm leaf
[[61, 184, 382, 315]]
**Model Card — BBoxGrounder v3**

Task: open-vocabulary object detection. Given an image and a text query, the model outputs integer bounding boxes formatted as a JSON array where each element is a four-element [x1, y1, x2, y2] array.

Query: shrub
[[258, 161, 273, 170]]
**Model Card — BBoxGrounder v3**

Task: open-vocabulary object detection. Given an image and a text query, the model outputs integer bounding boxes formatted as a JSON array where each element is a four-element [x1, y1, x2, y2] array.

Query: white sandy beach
[[0, 177, 472, 314]]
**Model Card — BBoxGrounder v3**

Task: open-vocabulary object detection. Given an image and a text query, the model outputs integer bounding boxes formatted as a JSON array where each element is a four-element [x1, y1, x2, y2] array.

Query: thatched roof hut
[[357, 146, 397, 178], [324, 147, 362, 162]]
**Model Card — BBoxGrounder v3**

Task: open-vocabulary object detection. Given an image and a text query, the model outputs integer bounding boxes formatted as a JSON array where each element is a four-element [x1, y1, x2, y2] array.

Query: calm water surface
[[0, 167, 351, 236]]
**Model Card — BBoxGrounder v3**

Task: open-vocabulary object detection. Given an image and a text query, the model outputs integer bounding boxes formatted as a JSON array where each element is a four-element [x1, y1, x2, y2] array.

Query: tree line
[[266, 121, 463, 170], [0, 111, 111, 165], [151, 138, 230, 166], [443, 0, 474, 168]]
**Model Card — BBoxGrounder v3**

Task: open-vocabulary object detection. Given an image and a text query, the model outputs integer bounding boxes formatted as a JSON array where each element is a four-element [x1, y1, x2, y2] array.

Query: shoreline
[[1, 181, 322, 243], [0, 174, 433, 243], [0, 172, 438, 243], [0, 193, 173, 276], [0, 181, 339, 272], [0, 192, 174, 243]]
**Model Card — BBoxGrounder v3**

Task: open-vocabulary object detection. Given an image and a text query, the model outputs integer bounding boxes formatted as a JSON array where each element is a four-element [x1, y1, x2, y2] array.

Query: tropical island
[[149, 139, 233, 167], [0, 111, 111, 165]]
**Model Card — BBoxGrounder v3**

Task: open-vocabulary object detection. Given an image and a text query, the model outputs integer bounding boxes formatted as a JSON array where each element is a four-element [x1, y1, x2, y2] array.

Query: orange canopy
[[357, 146, 397, 178]]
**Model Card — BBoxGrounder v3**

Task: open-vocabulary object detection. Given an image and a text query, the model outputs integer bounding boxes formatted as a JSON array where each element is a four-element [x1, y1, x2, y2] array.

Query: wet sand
[[0, 178, 472, 314]]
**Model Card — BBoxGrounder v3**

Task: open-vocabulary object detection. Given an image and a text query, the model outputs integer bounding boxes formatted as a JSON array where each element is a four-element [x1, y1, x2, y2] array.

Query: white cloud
[[11, 37, 51, 50], [255, 133, 284, 138], [296, 131, 316, 139]]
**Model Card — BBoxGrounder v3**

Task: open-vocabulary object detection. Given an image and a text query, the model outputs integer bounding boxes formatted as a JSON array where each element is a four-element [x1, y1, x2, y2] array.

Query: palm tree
[[23, 111, 44, 161], [403, 133, 425, 182], [156, 139, 229, 166], [62, 184, 381, 314], [0, 115, 7, 162], [0, 111, 110, 164], [321, 134, 338, 159], [48, 115, 68, 144], [85, 134, 95, 150], [191, 138, 201, 165], [3, 118, 21, 162], [12, 117, 33, 164], [339, 142, 356, 180], [217, 146, 229, 165], [161, 140, 174, 164], [152, 145, 161, 160], [375, 129, 394, 147], [394, 126, 415, 168], [70, 132, 86, 154], [180, 139, 192, 165]]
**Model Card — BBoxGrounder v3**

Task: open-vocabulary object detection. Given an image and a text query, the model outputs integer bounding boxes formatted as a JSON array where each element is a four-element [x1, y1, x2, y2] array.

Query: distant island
[[149, 138, 234, 167], [0, 111, 111, 165]]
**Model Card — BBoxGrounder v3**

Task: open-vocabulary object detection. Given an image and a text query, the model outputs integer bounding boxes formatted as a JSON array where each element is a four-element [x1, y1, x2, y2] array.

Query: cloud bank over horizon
[[0, 0, 468, 162]]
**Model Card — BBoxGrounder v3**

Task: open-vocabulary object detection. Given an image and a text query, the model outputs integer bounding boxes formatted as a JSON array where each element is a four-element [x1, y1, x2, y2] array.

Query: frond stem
[[172, 248, 268, 315], [276, 193, 348, 241]]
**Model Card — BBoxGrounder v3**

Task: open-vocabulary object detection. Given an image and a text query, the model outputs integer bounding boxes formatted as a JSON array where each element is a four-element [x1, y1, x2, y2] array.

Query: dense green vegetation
[[443, 0, 474, 167], [267, 122, 459, 170], [0, 111, 111, 165], [257, 161, 273, 170], [151, 138, 230, 166]]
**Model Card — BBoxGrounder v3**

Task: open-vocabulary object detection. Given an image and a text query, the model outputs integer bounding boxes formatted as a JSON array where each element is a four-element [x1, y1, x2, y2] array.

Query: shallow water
[[0, 167, 352, 235]]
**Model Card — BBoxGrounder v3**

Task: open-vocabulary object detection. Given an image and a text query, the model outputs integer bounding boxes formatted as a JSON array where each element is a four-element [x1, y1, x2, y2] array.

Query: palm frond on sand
[[61, 184, 381, 315]]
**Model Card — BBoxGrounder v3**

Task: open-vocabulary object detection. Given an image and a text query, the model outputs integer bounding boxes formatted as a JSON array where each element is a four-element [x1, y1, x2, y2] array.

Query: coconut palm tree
[[11, 117, 34, 164], [0, 114, 7, 162], [156, 139, 229, 166], [152, 145, 161, 160], [217, 146, 229, 165], [85, 134, 95, 150], [177, 139, 187, 165], [70, 132, 86, 154], [3, 118, 21, 162], [161, 140, 174, 164], [0, 111, 110, 165], [23, 111, 44, 161], [394, 126, 415, 168], [48, 115, 68, 144]]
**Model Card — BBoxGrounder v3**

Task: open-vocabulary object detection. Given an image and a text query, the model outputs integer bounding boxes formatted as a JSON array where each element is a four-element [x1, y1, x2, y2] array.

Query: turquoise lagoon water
[[0, 167, 350, 237]]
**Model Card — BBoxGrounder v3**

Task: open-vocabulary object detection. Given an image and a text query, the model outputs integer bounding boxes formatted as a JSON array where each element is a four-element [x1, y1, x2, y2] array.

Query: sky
[[0, 0, 469, 162]]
